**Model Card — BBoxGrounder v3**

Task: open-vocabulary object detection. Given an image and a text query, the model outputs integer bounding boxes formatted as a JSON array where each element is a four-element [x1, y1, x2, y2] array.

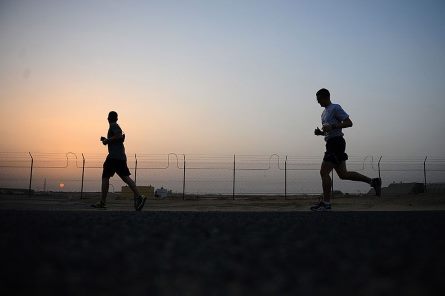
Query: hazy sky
[[1, 0, 445, 157]]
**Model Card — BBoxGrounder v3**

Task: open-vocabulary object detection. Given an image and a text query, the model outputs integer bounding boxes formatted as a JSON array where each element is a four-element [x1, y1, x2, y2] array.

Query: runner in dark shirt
[[92, 111, 146, 210]]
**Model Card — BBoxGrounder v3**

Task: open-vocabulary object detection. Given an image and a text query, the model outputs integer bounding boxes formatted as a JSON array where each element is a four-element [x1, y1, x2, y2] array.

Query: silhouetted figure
[[92, 111, 146, 210], [312, 89, 381, 211]]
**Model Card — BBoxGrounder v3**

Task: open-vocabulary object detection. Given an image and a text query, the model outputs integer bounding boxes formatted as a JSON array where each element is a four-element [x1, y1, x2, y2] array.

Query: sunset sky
[[1, 0, 445, 158]]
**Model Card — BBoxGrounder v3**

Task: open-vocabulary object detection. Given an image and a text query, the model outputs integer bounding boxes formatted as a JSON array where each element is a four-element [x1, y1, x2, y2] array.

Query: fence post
[[284, 156, 287, 200], [424, 156, 428, 193], [378, 156, 382, 197], [183, 155, 186, 200], [378, 156, 382, 180], [232, 154, 236, 200], [134, 154, 138, 185], [28, 152, 33, 196], [81, 153, 85, 199]]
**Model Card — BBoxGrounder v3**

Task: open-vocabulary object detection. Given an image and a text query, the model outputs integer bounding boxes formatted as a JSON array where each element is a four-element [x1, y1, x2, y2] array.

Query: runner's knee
[[122, 176, 133, 185], [337, 171, 348, 180], [320, 168, 330, 177]]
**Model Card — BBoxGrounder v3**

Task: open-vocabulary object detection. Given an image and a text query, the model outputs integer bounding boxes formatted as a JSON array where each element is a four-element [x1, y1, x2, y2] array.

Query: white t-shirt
[[321, 103, 349, 141]]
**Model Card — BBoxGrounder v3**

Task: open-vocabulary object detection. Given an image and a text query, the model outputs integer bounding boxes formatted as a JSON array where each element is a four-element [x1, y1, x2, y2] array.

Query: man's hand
[[100, 136, 108, 145], [314, 127, 324, 136], [322, 123, 333, 133]]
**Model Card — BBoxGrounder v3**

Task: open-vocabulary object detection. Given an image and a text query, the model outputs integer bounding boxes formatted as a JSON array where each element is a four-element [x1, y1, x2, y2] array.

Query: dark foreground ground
[[1, 210, 444, 295]]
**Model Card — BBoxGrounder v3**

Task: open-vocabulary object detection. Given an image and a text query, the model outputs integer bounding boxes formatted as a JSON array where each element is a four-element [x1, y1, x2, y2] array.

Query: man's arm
[[323, 117, 353, 132], [101, 132, 123, 145], [332, 117, 353, 129], [108, 132, 124, 143]]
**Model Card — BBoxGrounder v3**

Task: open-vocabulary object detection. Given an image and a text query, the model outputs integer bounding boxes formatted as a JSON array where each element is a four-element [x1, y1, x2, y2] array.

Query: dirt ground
[[1, 192, 445, 211]]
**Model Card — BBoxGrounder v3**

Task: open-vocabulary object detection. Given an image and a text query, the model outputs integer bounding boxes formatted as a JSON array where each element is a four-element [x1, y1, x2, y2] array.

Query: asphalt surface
[[1, 210, 444, 295]]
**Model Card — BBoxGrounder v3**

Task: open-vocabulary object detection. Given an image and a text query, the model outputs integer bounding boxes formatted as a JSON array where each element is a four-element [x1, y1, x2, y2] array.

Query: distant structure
[[0, 188, 33, 195], [120, 185, 154, 198], [332, 190, 344, 197], [368, 182, 428, 196], [426, 183, 445, 194], [155, 187, 171, 199]]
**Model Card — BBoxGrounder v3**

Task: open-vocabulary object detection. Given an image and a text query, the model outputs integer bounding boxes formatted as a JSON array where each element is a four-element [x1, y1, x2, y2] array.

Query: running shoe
[[135, 195, 147, 211], [134, 196, 140, 210], [91, 201, 107, 209], [371, 178, 382, 197], [310, 201, 331, 211]]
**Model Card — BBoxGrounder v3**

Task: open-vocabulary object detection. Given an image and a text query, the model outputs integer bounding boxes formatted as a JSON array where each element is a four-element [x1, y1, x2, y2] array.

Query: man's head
[[316, 88, 331, 107], [107, 111, 118, 123]]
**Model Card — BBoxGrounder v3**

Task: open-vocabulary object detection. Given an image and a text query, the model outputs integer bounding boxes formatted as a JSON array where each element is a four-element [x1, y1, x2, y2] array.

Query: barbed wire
[[1, 152, 445, 172]]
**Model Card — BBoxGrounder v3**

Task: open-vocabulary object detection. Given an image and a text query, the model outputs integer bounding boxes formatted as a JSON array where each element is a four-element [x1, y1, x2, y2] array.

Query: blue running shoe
[[310, 201, 331, 211]]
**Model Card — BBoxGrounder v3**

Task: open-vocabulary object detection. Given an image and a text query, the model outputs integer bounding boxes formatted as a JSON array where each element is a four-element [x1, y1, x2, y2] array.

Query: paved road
[[1, 210, 444, 295]]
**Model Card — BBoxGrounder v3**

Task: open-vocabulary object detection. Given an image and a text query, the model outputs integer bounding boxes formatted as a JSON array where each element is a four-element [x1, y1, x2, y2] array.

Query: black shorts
[[102, 157, 131, 178], [323, 136, 348, 166]]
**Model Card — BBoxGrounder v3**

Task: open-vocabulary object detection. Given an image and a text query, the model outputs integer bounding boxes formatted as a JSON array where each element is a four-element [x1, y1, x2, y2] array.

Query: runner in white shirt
[[312, 88, 381, 211]]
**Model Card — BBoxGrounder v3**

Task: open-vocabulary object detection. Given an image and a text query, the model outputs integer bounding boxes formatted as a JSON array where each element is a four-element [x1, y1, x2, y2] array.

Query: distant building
[[120, 185, 154, 198], [368, 182, 424, 196], [426, 183, 445, 194], [332, 190, 344, 197], [0, 188, 33, 195], [155, 187, 171, 199]]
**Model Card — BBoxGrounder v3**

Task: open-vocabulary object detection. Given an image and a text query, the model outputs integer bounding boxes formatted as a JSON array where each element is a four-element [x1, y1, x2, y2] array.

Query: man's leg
[[335, 161, 381, 196], [101, 177, 110, 203], [335, 161, 371, 184], [120, 175, 147, 210], [120, 175, 141, 197], [97, 157, 113, 207], [320, 161, 336, 203]]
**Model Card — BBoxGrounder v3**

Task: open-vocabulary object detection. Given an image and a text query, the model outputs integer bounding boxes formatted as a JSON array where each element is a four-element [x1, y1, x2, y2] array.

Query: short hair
[[108, 111, 118, 121], [316, 88, 330, 99]]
